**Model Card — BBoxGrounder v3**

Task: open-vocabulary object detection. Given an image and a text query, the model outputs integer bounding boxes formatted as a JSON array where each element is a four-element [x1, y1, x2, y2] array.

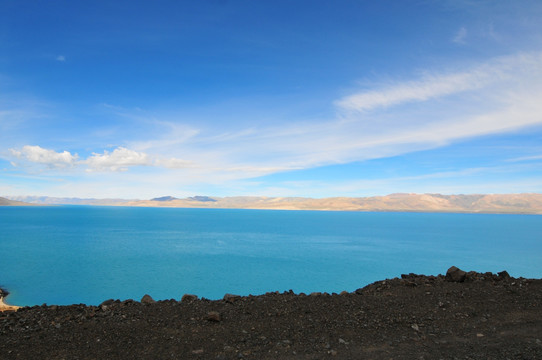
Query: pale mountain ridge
[[5, 196, 132, 206], [0, 197, 39, 206], [122, 193, 542, 214], [3, 194, 542, 213]]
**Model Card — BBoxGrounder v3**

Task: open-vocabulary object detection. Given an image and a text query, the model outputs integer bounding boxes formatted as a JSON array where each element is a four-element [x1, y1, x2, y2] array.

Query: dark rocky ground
[[1, 267, 541, 359]]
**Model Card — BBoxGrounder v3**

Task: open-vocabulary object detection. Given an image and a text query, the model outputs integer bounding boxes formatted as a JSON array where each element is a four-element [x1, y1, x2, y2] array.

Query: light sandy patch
[[0, 296, 20, 312]]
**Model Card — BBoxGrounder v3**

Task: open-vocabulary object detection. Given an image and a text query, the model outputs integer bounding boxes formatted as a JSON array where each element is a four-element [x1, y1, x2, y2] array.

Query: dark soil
[[1, 268, 541, 359]]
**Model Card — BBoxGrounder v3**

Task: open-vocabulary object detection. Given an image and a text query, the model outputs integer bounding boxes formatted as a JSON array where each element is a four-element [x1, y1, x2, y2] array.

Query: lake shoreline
[[0, 288, 20, 312], [2, 207, 541, 308], [4, 193, 542, 214], [2, 267, 541, 358]]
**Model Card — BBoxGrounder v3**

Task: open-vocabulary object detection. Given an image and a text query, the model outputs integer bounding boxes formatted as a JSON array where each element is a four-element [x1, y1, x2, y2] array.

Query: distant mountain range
[[151, 196, 179, 202], [3, 193, 542, 214], [3, 196, 131, 206], [122, 193, 542, 214], [0, 197, 39, 206]]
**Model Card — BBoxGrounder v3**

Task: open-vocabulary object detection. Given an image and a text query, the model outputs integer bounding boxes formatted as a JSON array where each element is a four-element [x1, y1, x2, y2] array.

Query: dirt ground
[[1, 267, 541, 359]]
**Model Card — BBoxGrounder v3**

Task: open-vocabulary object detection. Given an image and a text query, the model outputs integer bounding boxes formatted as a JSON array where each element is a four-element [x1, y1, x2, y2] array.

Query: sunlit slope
[[122, 193, 542, 214]]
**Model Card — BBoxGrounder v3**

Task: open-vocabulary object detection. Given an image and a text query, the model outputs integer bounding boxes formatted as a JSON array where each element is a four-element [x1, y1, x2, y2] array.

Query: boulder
[[446, 266, 467, 282], [181, 294, 198, 302], [141, 294, 156, 304], [100, 299, 116, 307], [223, 294, 241, 303], [206, 311, 221, 322], [354, 288, 364, 295], [0, 287, 8, 298]]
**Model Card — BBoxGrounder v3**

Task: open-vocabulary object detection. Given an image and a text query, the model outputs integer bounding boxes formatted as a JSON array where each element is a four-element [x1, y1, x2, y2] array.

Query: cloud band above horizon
[[5, 52, 542, 181]]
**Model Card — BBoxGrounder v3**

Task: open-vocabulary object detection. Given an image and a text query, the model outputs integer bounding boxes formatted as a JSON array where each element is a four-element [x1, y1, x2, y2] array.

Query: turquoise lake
[[0, 206, 541, 306]]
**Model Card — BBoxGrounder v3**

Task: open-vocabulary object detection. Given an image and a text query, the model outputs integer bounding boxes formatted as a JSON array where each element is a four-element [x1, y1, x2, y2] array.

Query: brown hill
[[122, 193, 542, 214], [0, 197, 36, 206]]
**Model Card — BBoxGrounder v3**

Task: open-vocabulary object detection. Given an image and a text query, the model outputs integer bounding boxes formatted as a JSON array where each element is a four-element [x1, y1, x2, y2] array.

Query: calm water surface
[[0, 206, 540, 306]]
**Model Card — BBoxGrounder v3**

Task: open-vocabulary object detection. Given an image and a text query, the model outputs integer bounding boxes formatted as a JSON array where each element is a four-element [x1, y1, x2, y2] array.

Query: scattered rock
[[1, 268, 541, 359], [100, 299, 115, 307], [206, 311, 221, 322], [181, 294, 198, 302], [140, 294, 156, 304], [0, 287, 9, 299], [223, 294, 241, 303], [446, 266, 467, 283]]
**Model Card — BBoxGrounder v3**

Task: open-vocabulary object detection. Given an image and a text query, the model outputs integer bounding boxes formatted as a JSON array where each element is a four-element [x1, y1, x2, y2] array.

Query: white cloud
[[155, 157, 195, 169], [171, 51, 542, 176], [4, 144, 194, 173], [506, 154, 542, 162], [100, 50, 542, 188], [85, 147, 152, 172], [4, 51, 542, 197], [9, 145, 78, 168], [335, 52, 539, 113], [452, 27, 468, 44], [336, 71, 487, 112], [129, 121, 200, 152], [56, 55, 66, 62]]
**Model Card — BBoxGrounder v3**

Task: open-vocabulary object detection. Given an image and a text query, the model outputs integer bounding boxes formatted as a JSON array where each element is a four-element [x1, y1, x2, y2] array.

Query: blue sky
[[1, 0, 542, 199]]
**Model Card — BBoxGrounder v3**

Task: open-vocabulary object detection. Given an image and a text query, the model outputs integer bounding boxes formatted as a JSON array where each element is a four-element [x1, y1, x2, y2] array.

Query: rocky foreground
[[1, 267, 541, 359]]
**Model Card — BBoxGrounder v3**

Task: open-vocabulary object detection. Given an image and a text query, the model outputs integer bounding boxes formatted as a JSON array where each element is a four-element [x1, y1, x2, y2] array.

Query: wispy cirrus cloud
[[155, 157, 195, 169], [335, 52, 540, 113], [452, 27, 468, 44], [506, 154, 542, 162], [4, 51, 542, 197], [81, 51, 542, 185], [216, 52, 542, 173], [336, 71, 484, 112]]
